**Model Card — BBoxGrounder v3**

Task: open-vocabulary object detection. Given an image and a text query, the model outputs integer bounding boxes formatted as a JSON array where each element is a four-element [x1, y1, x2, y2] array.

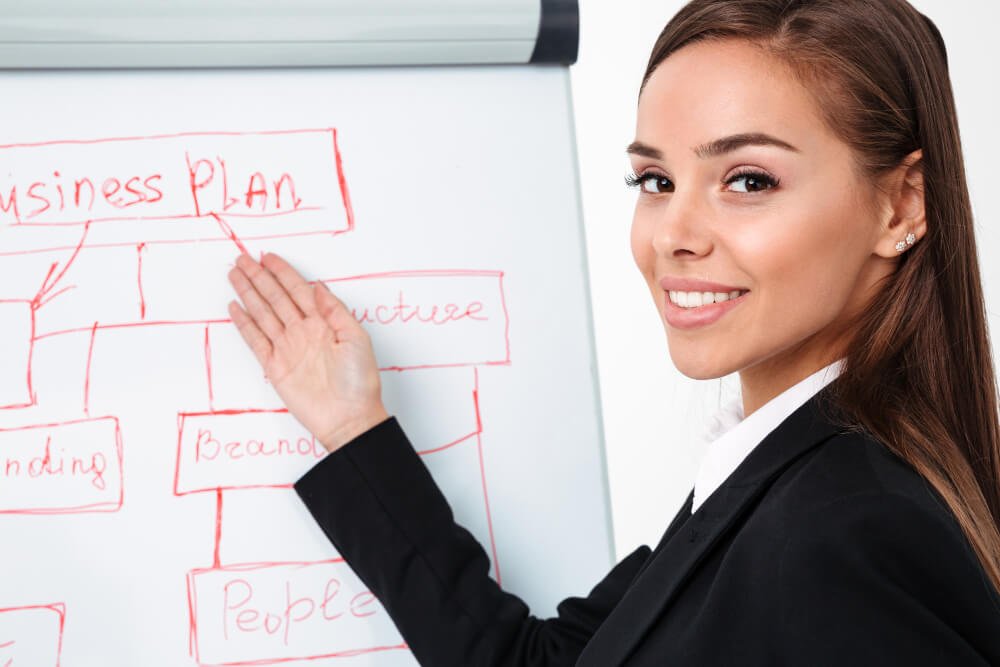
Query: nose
[[650, 187, 714, 259]]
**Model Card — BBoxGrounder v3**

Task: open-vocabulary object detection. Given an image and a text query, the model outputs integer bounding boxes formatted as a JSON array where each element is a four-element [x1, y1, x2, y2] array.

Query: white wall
[[569, 0, 1000, 559]]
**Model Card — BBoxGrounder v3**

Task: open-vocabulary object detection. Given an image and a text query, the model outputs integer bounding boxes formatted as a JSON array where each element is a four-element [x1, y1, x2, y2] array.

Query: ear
[[872, 148, 927, 259]]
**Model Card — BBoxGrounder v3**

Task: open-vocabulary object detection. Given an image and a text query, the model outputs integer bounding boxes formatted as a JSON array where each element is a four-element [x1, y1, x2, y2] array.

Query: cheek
[[630, 208, 655, 277], [735, 199, 864, 322]]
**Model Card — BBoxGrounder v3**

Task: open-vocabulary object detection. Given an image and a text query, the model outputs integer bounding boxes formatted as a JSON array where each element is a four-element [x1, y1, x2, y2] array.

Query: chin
[[665, 335, 737, 381]]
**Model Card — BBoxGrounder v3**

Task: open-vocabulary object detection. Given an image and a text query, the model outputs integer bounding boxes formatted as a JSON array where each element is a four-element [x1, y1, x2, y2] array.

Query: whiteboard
[[0, 66, 614, 667]]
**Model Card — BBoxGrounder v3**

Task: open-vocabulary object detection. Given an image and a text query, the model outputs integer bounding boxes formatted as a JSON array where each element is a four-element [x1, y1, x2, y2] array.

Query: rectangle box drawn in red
[[173, 406, 483, 494], [0, 299, 34, 410], [173, 409, 325, 495], [0, 603, 65, 667], [0, 417, 123, 514], [325, 270, 511, 371], [0, 129, 353, 234], [187, 560, 406, 666]]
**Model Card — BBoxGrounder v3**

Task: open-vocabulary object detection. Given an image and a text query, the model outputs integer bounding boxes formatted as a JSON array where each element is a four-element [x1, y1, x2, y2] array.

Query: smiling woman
[[627, 36, 915, 411], [225, 0, 1000, 664]]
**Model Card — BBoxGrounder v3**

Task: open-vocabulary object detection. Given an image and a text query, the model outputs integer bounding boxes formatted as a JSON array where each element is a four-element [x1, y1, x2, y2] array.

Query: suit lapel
[[627, 488, 694, 587], [576, 387, 849, 666]]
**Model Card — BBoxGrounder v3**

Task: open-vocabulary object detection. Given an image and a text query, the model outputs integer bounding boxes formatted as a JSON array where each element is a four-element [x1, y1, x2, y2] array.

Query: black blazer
[[294, 386, 1000, 665]]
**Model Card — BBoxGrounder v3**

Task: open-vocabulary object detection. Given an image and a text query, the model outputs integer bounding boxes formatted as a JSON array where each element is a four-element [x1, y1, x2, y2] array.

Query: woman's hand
[[226, 252, 389, 453]]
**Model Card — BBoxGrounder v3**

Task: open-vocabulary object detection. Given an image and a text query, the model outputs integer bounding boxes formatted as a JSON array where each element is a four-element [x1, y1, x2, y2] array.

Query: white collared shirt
[[691, 358, 846, 514]]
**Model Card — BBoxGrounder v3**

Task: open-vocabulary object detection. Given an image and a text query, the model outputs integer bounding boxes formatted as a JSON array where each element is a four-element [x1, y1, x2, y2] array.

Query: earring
[[895, 232, 917, 253]]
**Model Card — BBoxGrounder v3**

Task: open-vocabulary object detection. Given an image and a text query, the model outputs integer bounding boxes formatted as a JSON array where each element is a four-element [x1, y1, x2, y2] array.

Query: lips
[[659, 276, 749, 293], [654, 275, 751, 329]]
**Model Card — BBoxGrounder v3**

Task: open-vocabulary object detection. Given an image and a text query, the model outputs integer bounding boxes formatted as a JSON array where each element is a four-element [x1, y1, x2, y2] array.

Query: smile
[[667, 289, 749, 308], [663, 289, 750, 329]]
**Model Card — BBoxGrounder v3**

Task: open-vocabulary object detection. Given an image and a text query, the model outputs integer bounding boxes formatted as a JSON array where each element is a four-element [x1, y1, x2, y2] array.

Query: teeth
[[669, 289, 747, 308]]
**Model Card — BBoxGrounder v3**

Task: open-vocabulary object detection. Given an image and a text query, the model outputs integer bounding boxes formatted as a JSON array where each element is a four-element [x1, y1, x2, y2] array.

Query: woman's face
[[630, 38, 895, 391]]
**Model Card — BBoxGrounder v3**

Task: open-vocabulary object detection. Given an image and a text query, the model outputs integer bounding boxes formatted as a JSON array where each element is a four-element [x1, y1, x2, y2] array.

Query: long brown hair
[[643, 0, 1000, 593]]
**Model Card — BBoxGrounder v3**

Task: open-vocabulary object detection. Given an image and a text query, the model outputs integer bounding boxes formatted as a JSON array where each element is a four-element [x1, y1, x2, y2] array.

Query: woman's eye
[[626, 172, 673, 194], [725, 170, 778, 193], [642, 175, 673, 194], [626, 170, 777, 195]]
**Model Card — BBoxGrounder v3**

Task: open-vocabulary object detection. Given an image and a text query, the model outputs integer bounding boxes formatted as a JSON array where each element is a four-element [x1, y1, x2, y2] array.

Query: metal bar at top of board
[[0, 0, 580, 69], [530, 0, 580, 65]]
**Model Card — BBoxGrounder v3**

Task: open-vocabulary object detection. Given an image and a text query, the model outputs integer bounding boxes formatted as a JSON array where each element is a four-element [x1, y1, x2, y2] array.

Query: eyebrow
[[626, 132, 800, 160]]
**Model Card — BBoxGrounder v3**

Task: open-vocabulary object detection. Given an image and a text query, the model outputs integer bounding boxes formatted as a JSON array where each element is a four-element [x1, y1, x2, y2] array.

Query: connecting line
[[83, 322, 99, 418], [213, 488, 224, 569], [210, 212, 250, 256], [204, 326, 215, 412], [36, 285, 75, 310], [31, 219, 92, 310], [472, 367, 502, 588], [136, 243, 147, 319]]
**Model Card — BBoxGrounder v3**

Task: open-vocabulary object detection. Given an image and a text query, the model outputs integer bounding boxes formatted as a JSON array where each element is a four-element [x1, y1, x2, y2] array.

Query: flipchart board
[[0, 66, 615, 666]]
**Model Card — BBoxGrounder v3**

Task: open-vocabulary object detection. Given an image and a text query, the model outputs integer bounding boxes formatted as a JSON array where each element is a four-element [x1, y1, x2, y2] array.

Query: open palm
[[227, 252, 388, 452]]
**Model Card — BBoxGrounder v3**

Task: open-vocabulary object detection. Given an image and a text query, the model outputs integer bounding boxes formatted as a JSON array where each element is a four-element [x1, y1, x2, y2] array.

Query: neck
[[739, 354, 841, 418]]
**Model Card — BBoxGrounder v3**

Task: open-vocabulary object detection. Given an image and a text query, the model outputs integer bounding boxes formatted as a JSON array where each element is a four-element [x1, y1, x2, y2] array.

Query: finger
[[228, 264, 285, 342], [227, 300, 273, 368], [236, 253, 303, 327], [315, 281, 361, 339], [261, 252, 318, 316]]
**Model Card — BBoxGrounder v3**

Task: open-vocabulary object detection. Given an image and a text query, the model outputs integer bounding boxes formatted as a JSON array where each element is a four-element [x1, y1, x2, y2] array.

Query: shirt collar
[[691, 358, 846, 513]]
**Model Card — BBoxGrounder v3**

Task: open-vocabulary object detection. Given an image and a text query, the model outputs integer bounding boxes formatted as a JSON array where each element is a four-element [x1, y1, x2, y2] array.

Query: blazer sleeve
[[293, 416, 650, 666], [776, 491, 1000, 666]]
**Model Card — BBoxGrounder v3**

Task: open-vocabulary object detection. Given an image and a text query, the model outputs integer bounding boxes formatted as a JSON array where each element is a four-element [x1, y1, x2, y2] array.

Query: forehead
[[637, 39, 832, 153]]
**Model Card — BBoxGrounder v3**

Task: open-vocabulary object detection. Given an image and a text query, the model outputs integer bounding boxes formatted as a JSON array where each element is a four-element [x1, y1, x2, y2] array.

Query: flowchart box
[[0, 604, 65, 666], [207, 272, 509, 395], [0, 300, 33, 409], [213, 425, 494, 567], [0, 129, 352, 232], [0, 417, 123, 514], [174, 410, 324, 495], [329, 271, 510, 370], [187, 560, 404, 666]]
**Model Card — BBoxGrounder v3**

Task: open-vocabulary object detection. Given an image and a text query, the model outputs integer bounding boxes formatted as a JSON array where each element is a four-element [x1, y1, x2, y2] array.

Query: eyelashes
[[624, 171, 667, 190], [625, 168, 780, 194]]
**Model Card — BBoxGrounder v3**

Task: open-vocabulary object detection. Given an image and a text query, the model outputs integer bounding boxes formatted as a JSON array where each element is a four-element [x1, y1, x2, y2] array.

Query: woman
[[225, 0, 1000, 663]]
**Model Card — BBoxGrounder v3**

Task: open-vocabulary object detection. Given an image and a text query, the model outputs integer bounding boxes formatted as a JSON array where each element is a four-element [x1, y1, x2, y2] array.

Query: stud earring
[[895, 232, 917, 253]]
